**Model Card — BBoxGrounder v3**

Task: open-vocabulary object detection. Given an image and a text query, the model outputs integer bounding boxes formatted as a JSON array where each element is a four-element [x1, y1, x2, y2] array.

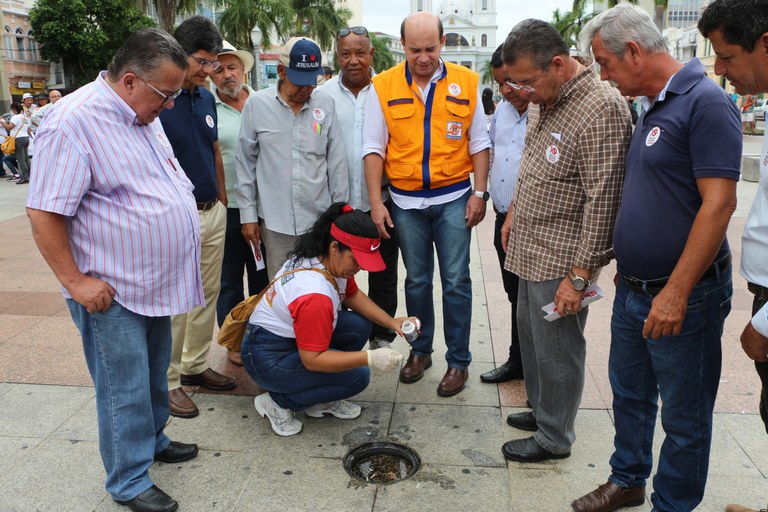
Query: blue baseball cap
[[279, 37, 323, 86]]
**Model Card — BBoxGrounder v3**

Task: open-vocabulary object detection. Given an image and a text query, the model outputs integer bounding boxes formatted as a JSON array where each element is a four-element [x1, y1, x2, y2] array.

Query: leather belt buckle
[[196, 198, 218, 211]]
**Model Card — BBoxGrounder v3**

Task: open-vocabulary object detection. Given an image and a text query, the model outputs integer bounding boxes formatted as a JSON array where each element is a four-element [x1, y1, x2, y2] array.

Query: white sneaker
[[254, 392, 303, 436], [368, 338, 391, 350], [305, 400, 362, 419]]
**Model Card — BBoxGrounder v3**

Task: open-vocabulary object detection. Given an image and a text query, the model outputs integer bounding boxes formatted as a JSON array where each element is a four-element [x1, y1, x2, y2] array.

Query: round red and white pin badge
[[205, 115, 214, 128], [448, 83, 461, 96], [645, 126, 661, 146], [546, 144, 560, 164]]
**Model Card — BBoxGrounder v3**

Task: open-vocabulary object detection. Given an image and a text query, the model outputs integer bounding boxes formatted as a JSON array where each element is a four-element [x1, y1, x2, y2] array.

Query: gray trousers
[[517, 277, 588, 454]]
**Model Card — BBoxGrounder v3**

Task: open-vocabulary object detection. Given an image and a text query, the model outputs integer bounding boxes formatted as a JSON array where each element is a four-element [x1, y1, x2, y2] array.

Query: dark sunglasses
[[337, 26, 369, 39]]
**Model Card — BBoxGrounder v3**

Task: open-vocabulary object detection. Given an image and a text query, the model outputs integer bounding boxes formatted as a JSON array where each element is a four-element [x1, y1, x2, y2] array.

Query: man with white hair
[[210, 41, 268, 366], [236, 37, 348, 280], [572, 4, 741, 511]]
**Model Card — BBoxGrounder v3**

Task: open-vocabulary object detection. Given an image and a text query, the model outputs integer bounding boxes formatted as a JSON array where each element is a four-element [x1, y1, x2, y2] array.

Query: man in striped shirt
[[26, 29, 203, 512]]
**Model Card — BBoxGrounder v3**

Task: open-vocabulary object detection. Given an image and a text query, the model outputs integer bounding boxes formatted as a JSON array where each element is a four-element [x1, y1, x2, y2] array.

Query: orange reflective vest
[[372, 61, 478, 197]]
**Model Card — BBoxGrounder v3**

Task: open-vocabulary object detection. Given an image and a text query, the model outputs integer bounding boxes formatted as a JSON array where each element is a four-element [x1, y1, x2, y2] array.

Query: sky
[[361, 0, 566, 41]]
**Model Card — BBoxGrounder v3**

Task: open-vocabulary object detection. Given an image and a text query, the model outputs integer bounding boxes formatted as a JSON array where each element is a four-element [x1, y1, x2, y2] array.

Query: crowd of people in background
[[0, 89, 62, 183], [13, 1, 768, 511]]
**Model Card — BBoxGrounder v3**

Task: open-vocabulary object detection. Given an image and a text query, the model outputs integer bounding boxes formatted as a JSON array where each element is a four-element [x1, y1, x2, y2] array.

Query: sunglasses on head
[[337, 26, 369, 38]]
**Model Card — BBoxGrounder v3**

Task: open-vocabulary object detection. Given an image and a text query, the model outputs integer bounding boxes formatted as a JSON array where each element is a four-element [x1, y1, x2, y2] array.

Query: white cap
[[22, 93, 33, 100]]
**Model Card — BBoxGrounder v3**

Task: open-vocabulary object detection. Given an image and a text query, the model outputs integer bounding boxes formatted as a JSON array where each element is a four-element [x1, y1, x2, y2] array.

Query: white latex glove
[[366, 348, 404, 372]]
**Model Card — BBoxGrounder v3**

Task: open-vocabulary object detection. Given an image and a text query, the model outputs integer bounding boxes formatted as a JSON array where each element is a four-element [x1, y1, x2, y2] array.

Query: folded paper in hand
[[541, 284, 605, 322]]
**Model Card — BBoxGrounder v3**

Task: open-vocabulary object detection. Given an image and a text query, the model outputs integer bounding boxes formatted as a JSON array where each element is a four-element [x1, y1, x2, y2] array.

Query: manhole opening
[[343, 442, 421, 485]]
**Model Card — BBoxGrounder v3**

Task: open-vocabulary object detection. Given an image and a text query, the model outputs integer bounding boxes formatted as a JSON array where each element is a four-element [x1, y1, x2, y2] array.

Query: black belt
[[623, 253, 731, 296], [196, 198, 218, 211], [748, 282, 768, 301]]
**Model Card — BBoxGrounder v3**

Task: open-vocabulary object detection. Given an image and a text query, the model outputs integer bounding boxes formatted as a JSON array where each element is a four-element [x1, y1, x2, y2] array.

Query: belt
[[623, 253, 731, 296], [196, 198, 218, 211], [748, 282, 768, 301]]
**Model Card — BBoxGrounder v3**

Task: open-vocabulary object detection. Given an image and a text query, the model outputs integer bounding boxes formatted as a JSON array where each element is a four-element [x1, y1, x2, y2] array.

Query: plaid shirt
[[505, 63, 632, 282]]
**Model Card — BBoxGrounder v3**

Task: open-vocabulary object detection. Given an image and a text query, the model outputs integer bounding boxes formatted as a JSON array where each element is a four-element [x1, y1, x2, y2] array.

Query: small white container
[[401, 319, 420, 343]]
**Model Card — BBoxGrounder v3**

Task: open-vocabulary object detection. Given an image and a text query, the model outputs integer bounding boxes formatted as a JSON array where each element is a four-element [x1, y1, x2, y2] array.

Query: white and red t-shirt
[[249, 257, 359, 351]]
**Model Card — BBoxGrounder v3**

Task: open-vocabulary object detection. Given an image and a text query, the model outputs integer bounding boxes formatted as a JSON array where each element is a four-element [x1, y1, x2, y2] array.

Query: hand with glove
[[367, 348, 404, 372]]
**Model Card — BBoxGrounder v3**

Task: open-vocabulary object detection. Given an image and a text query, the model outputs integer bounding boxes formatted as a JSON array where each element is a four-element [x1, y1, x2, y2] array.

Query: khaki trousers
[[260, 220, 299, 280], [168, 201, 226, 389]]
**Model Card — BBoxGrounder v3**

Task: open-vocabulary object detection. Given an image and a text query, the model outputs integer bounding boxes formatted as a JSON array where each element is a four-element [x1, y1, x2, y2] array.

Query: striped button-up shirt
[[489, 99, 527, 214], [505, 63, 632, 282], [26, 71, 204, 316]]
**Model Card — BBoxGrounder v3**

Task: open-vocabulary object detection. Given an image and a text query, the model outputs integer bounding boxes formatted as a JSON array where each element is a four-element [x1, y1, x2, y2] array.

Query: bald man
[[362, 12, 491, 397]]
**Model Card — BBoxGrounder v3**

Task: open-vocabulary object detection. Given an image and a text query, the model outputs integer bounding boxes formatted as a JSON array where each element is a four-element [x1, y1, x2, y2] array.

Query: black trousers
[[494, 211, 522, 365], [366, 200, 400, 342]]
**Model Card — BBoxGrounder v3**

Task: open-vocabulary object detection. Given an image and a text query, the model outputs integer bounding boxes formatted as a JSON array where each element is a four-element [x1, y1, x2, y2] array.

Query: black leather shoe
[[506, 411, 538, 431], [501, 436, 570, 462], [480, 361, 524, 383], [115, 485, 178, 512], [155, 441, 199, 463]]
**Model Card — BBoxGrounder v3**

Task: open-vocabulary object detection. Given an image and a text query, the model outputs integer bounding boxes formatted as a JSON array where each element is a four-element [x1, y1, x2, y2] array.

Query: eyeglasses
[[337, 26, 369, 39], [188, 54, 221, 71], [141, 79, 183, 107], [504, 68, 547, 94]]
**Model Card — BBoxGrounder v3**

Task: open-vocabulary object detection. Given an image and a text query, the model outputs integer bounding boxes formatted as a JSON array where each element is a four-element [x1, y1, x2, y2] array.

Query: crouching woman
[[242, 202, 412, 436]]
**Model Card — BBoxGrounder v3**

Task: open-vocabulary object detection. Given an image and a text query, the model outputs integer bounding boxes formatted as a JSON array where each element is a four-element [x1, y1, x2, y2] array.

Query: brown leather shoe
[[437, 368, 468, 397], [227, 350, 243, 366], [399, 353, 432, 383], [571, 481, 646, 512], [169, 387, 199, 418], [180, 368, 236, 390]]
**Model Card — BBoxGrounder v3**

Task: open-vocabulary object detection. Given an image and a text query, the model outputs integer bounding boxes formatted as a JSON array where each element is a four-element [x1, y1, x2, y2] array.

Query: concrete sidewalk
[[0, 176, 765, 512]]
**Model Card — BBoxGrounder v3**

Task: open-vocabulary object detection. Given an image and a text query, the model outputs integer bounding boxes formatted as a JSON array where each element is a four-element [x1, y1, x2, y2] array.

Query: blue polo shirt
[[613, 58, 741, 280], [160, 86, 219, 202]]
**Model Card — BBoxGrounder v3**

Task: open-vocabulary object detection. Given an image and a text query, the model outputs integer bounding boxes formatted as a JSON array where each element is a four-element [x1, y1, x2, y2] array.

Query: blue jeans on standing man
[[67, 300, 172, 502], [608, 265, 732, 512], [391, 190, 473, 369], [241, 310, 371, 410]]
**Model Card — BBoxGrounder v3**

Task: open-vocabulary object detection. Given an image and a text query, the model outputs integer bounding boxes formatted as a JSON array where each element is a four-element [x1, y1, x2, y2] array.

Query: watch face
[[570, 276, 586, 291]]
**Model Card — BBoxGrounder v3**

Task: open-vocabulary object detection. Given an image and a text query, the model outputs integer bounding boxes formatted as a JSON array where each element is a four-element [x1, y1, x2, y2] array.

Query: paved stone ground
[[0, 159, 765, 511]]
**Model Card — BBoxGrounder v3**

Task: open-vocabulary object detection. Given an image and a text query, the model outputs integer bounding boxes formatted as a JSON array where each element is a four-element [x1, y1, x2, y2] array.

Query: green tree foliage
[[480, 58, 493, 85], [370, 33, 394, 73], [290, 0, 351, 49], [216, 0, 293, 51], [30, 0, 155, 87]]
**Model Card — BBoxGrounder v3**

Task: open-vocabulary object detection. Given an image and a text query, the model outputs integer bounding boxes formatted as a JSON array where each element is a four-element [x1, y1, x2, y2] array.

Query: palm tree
[[126, 0, 201, 32], [480, 59, 493, 85], [370, 33, 395, 73], [289, 0, 351, 50], [550, 0, 596, 50], [216, 0, 292, 53]]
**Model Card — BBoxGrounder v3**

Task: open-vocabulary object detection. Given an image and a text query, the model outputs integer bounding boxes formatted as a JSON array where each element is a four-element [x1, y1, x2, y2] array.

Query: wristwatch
[[568, 270, 590, 291], [473, 190, 490, 202]]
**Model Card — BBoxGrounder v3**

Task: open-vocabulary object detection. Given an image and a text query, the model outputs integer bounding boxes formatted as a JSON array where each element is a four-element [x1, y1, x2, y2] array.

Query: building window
[[264, 64, 278, 79], [481, 34, 487, 46], [28, 30, 36, 61], [482, 0, 488, 9], [4, 27, 12, 60], [417, 0, 423, 11], [15, 28, 24, 61]]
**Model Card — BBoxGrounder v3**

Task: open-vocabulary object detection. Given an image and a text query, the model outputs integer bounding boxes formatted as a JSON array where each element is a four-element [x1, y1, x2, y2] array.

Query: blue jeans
[[608, 267, 732, 512], [216, 208, 269, 327], [241, 310, 371, 410], [67, 300, 172, 501], [391, 191, 472, 368]]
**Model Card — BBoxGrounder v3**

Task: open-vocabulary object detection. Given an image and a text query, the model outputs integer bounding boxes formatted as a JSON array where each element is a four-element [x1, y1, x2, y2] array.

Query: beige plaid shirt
[[504, 63, 632, 282]]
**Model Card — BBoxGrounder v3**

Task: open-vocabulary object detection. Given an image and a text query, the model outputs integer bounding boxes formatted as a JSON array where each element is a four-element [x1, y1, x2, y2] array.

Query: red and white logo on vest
[[446, 121, 463, 140], [448, 83, 461, 96], [645, 126, 661, 146], [546, 144, 560, 164]]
